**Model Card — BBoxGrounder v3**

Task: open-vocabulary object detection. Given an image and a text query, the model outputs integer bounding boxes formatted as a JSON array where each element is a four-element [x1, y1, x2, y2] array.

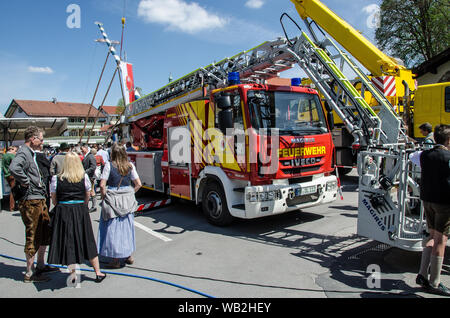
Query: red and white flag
[[120, 61, 136, 105]]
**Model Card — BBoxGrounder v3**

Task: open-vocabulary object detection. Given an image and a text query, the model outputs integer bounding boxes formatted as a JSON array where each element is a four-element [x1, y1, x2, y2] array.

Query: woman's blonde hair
[[59, 151, 85, 183], [111, 143, 132, 176]]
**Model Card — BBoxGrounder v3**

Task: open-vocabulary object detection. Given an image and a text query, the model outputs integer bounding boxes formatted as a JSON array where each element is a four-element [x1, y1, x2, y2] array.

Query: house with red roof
[[4, 99, 110, 146], [99, 105, 122, 124]]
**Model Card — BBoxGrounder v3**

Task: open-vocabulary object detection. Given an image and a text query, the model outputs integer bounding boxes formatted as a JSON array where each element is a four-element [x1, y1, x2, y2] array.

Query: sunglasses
[[33, 136, 44, 142]]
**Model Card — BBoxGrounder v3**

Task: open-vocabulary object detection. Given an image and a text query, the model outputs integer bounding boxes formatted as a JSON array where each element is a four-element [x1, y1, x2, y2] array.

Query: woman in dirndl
[[47, 151, 106, 283], [98, 144, 142, 269]]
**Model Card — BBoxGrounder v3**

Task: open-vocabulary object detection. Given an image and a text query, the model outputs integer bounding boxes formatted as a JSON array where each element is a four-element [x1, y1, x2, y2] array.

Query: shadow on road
[[14, 174, 434, 298], [0, 261, 71, 291], [135, 195, 450, 298]]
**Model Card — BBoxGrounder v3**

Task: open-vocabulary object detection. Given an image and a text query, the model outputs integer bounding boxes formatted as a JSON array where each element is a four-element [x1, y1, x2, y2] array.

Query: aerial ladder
[[125, 39, 296, 121], [286, 0, 430, 250], [288, 0, 422, 172], [277, 13, 425, 251], [291, 0, 414, 78], [291, 0, 416, 110], [291, 0, 450, 141]]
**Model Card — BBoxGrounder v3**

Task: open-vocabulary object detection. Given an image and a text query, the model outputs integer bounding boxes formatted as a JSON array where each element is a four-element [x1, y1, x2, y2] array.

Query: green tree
[[116, 87, 143, 114], [116, 98, 125, 115], [375, 0, 450, 67]]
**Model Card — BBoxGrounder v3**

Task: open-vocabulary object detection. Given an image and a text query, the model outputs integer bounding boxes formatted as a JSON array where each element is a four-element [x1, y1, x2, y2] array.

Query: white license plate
[[295, 185, 317, 196]]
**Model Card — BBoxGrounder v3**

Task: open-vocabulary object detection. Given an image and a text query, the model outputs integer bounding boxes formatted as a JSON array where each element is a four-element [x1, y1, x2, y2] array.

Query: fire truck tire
[[201, 181, 234, 226]]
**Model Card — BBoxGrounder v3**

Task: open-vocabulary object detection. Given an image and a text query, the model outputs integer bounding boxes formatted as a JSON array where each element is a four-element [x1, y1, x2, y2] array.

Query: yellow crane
[[292, 0, 413, 78]]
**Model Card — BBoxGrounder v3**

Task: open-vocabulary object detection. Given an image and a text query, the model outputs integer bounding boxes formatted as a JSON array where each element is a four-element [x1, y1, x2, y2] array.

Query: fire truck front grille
[[281, 165, 321, 175], [288, 176, 313, 184]]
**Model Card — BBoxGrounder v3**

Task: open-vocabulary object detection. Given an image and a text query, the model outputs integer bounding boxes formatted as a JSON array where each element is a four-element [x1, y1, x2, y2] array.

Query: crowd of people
[[4, 126, 142, 284]]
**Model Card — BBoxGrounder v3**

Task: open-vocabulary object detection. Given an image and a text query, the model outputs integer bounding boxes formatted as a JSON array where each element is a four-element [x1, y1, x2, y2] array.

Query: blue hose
[[0, 253, 215, 298]]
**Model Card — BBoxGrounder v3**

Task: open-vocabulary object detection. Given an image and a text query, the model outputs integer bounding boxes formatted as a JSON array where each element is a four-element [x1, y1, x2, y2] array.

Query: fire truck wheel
[[202, 181, 234, 226]]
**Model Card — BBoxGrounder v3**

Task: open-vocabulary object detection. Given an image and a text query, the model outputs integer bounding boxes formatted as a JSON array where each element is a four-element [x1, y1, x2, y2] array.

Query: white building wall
[[11, 107, 29, 118], [416, 61, 450, 85]]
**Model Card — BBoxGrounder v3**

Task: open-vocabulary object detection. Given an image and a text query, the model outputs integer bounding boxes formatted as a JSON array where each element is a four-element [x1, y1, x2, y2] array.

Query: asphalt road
[[0, 170, 449, 304]]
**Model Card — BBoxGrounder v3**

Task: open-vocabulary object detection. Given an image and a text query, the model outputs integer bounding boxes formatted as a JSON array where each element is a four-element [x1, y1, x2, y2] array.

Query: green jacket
[[2, 152, 15, 177]]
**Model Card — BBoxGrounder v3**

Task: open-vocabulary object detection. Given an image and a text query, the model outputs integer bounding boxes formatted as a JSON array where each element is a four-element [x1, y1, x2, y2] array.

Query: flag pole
[[86, 66, 119, 143]]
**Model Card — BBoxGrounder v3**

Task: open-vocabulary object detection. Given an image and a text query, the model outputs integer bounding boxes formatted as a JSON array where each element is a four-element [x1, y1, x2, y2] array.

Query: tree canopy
[[375, 0, 449, 68]]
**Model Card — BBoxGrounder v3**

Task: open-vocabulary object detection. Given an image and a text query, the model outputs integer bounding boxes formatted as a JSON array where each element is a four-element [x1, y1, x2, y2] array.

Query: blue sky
[[0, 0, 381, 115]]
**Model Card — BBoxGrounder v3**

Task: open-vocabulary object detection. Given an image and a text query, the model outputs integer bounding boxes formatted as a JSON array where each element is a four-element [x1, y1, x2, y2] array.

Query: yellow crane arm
[[291, 0, 404, 76]]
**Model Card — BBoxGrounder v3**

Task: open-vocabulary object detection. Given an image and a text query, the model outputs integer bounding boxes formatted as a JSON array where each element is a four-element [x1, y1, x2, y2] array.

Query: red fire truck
[[124, 40, 338, 225]]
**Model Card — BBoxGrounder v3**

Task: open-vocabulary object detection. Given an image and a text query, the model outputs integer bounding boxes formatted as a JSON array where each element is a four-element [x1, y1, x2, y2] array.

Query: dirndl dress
[[47, 176, 98, 265], [97, 163, 136, 259]]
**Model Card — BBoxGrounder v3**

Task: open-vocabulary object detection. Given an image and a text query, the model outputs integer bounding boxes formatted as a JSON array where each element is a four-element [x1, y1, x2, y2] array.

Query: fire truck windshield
[[247, 90, 328, 135]]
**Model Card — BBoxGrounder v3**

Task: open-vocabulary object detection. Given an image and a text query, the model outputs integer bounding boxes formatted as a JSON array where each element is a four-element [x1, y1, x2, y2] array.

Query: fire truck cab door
[[168, 125, 191, 200]]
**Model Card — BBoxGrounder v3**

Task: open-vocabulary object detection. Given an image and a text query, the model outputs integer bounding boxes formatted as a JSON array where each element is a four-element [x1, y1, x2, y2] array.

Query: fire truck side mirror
[[323, 100, 334, 130], [216, 94, 233, 134], [324, 101, 332, 112], [216, 95, 232, 109], [327, 111, 334, 130], [218, 109, 233, 135]]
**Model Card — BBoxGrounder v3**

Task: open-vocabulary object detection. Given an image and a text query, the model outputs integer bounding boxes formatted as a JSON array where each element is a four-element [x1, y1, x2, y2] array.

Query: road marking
[[134, 221, 172, 242]]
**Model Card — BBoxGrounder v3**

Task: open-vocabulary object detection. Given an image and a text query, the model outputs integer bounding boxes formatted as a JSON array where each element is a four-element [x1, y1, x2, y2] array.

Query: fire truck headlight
[[326, 180, 337, 192], [267, 190, 282, 200], [248, 192, 258, 202], [258, 192, 268, 201]]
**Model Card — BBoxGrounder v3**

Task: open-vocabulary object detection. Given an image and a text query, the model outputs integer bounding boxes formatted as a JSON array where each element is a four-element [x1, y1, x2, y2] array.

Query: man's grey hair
[[24, 126, 43, 141]]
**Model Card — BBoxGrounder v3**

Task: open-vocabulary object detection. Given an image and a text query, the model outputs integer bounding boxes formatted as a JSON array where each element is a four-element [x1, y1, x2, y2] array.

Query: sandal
[[95, 273, 107, 283]]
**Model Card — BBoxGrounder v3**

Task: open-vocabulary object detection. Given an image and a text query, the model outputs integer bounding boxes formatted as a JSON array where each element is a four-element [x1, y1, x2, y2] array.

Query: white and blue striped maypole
[[94, 21, 131, 142], [95, 21, 122, 66], [80, 22, 120, 143]]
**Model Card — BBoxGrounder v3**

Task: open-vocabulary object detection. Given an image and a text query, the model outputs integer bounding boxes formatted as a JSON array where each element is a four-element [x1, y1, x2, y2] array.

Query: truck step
[[232, 204, 245, 210], [233, 188, 245, 192]]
